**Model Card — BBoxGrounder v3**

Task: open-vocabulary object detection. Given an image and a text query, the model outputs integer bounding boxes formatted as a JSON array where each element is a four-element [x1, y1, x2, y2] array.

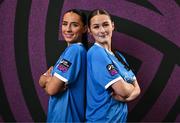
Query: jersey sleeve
[[116, 51, 136, 83], [90, 49, 123, 89], [52, 45, 81, 84]]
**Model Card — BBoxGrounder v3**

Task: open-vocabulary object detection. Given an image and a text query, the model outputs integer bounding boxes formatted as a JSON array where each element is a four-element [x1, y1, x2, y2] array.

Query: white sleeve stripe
[[133, 76, 136, 80], [43, 73, 47, 76], [54, 72, 68, 83], [105, 76, 123, 89]]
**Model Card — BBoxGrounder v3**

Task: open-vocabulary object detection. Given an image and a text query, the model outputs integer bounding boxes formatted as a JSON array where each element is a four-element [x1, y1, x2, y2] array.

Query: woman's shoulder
[[87, 44, 106, 57], [114, 50, 127, 62], [69, 43, 85, 50], [65, 43, 86, 55]]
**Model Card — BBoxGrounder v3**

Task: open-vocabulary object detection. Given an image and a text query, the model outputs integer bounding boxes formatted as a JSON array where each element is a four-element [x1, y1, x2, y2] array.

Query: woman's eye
[[72, 24, 78, 27], [103, 23, 109, 27], [70, 22, 79, 27], [93, 26, 99, 29], [62, 23, 67, 26]]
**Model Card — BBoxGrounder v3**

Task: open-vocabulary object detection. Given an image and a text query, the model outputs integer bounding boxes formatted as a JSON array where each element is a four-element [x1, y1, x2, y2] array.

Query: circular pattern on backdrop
[[0, 0, 179, 122]]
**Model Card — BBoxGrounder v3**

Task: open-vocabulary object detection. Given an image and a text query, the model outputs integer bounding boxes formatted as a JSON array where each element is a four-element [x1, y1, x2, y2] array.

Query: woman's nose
[[99, 26, 105, 33], [66, 25, 72, 32]]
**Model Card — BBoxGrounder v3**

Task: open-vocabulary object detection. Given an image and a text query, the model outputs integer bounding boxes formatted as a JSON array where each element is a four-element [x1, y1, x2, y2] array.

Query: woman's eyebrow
[[92, 23, 99, 26], [71, 22, 79, 24], [63, 21, 79, 24]]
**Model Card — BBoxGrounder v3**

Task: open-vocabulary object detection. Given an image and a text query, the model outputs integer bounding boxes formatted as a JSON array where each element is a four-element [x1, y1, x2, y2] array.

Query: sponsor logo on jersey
[[106, 64, 118, 76], [58, 59, 71, 72]]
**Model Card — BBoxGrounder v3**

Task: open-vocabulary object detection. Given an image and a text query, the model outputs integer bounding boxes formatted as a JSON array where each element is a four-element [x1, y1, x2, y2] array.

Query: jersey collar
[[95, 43, 114, 56], [76, 42, 83, 45]]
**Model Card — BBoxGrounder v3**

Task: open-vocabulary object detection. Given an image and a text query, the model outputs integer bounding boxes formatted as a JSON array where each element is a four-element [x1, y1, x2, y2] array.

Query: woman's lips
[[64, 33, 74, 38]]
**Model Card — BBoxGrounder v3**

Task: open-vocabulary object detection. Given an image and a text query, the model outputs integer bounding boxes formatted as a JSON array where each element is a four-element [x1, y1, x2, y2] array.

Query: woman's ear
[[88, 28, 91, 34], [83, 25, 88, 33]]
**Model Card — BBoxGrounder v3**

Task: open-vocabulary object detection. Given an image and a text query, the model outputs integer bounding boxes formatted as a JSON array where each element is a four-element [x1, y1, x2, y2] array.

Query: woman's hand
[[111, 92, 126, 102], [39, 66, 53, 88], [111, 80, 141, 102]]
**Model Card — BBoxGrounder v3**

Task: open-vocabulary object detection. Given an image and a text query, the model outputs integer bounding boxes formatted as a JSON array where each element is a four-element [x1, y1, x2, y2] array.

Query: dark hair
[[88, 9, 113, 27], [88, 9, 130, 70], [63, 9, 88, 50]]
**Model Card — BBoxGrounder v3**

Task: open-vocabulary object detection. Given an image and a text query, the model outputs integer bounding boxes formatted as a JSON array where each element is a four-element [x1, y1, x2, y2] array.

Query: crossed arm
[[39, 66, 67, 96], [111, 79, 141, 102]]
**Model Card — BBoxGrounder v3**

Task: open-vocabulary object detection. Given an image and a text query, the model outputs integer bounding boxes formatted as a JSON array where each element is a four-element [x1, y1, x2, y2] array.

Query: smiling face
[[62, 12, 85, 44], [89, 14, 114, 45]]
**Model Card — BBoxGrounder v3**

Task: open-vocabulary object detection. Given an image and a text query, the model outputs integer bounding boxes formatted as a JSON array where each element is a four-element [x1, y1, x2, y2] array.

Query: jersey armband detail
[[106, 64, 118, 76], [105, 76, 123, 89], [58, 59, 72, 73], [54, 72, 68, 83]]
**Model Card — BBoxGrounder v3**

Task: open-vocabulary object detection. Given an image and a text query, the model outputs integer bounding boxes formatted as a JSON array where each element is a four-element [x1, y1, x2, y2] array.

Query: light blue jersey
[[47, 43, 86, 122], [86, 43, 136, 122]]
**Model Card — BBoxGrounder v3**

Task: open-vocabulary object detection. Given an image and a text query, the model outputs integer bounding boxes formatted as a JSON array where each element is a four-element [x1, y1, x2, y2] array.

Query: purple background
[[0, 0, 179, 122]]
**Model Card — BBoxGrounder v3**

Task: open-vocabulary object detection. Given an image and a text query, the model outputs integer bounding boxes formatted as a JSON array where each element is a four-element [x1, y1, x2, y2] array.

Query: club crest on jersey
[[58, 59, 71, 72], [106, 64, 118, 76]]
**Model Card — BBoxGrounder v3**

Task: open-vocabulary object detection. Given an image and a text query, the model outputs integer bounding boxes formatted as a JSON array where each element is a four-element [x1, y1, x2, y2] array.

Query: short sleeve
[[52, 45, 81, 84], [120, 68, 136, 83], [115, 51, 136, 83], [89, 49, 123, 89]]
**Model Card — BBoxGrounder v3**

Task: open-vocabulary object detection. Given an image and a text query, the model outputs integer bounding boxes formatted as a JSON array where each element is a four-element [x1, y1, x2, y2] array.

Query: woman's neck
[[95, 41, 112, 52]]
